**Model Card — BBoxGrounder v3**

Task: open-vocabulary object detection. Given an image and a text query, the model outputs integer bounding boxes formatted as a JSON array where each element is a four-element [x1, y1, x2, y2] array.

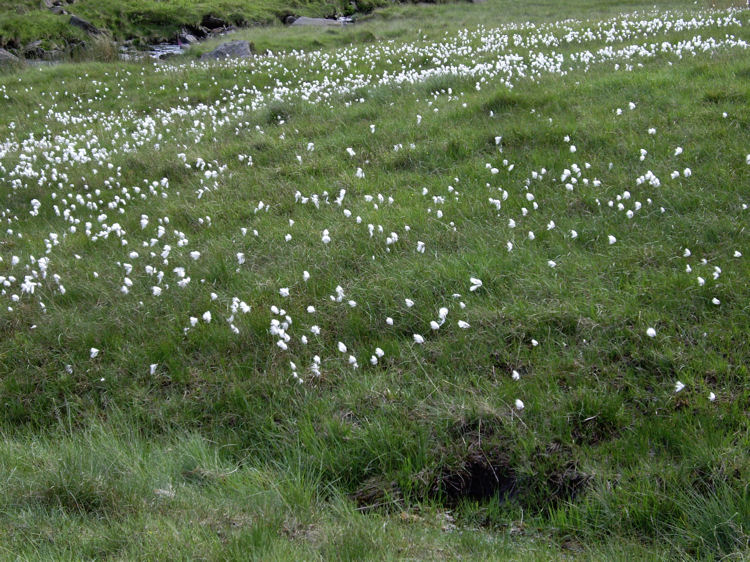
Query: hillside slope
[[1, 1, 749, 558]]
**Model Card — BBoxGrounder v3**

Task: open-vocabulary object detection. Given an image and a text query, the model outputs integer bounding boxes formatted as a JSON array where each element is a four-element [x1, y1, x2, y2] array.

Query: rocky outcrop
[[22, 40, 45, 59], [199, 40, 254, 61], [178, 31, 199, 45], [69, 15, 102, 35], [201, 15, 230, 30], [0, 48, 20, 66]]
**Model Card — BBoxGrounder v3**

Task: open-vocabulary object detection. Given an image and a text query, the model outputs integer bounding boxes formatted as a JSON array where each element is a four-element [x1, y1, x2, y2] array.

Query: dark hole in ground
[[438, 450, 517, 506]]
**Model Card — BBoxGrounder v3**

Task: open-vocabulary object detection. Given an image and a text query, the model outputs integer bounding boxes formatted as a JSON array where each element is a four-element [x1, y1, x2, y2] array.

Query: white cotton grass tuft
[[646, 327, 656, 338], [90, 347, 99, 359], [413, 333, 425, 344], [469, 277, 483, 292], [675, 381, 685, 393], [514, 399, 525, 410]]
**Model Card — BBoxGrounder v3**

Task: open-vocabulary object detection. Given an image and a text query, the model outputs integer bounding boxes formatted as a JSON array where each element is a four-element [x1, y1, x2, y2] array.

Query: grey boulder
[[0, 48, 20, 65], [200, 40, 254, 61], [291, 17, 346, 27], [178, 32, 199, 45]]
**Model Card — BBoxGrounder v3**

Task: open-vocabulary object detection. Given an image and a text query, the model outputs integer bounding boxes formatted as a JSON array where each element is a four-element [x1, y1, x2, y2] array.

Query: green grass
[[0, 0, 456, 49], [1, 0, 750, 558]]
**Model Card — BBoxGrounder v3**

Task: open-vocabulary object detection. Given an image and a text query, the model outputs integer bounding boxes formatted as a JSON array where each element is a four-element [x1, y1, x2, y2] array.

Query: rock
[[199, 40, 254, 61], [22, 40, 46, 59], [45, 48, 64, 61], [178, 33, 198, 45], [283, 15, 298, 25], [50, 6, 68, 15], [69, 15, 102, 35], [185, 26, 209, 39], [0, 48, 20, 66], [201, 15, 229, 30], [290, 16, 347, 26]]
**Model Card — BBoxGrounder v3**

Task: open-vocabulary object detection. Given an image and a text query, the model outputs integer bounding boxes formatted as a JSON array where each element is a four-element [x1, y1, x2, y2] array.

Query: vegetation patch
[[0, 0, 749, 558]]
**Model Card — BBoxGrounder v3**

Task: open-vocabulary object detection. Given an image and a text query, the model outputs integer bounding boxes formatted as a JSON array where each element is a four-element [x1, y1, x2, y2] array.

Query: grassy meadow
[[1, 0, 749, 559]]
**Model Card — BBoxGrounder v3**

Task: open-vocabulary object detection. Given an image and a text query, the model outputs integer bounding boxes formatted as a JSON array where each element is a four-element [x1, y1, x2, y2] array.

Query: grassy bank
[[1, 0, 749, 558], [0, 0, 451, 50]]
